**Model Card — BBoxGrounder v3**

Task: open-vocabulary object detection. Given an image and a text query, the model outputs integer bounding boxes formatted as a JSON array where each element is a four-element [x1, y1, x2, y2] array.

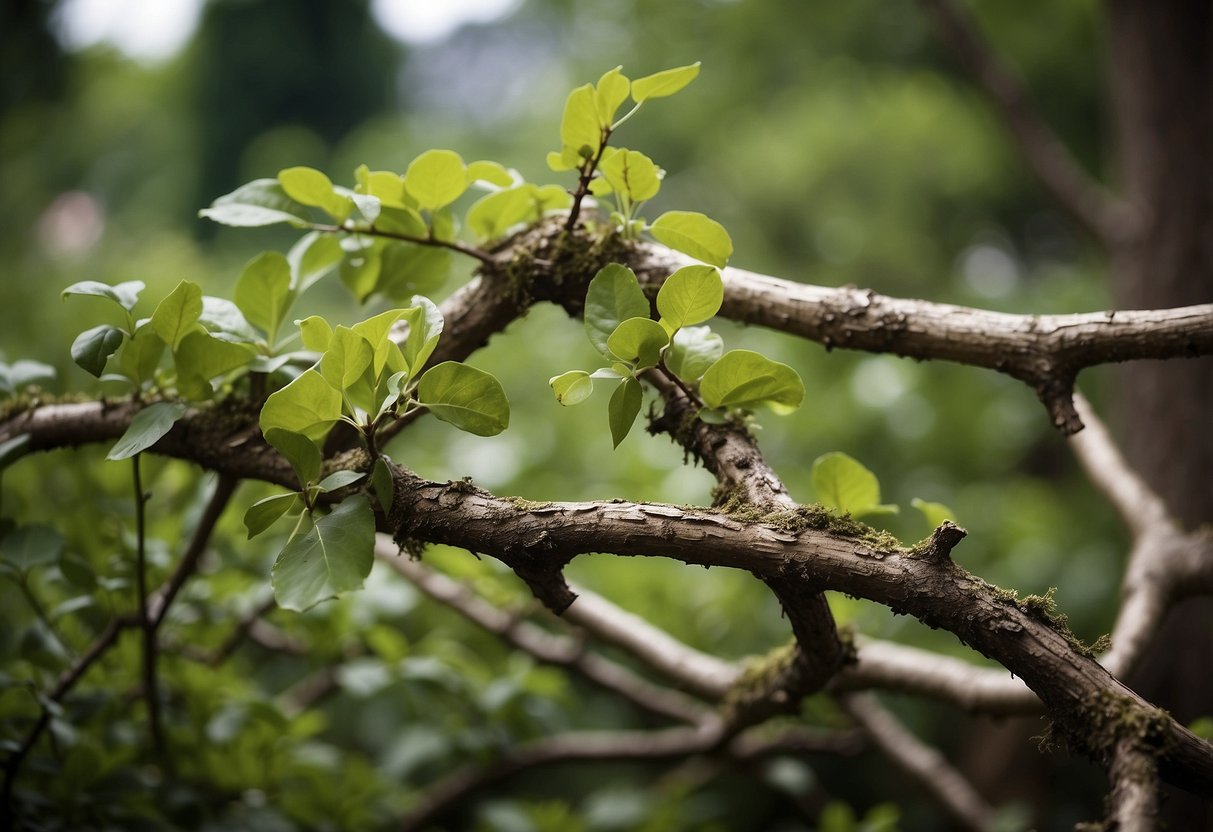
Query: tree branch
[[1106, 737, 1160, 832], [841, 692, 998, 832], [916, 0, 1139, 245]]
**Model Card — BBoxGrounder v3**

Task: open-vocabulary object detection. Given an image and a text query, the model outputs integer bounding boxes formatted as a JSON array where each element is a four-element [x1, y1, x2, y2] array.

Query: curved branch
[[1107, 737, 1160, 832], [631, 244, 1213, 433], [916, 0, 1139, 245]]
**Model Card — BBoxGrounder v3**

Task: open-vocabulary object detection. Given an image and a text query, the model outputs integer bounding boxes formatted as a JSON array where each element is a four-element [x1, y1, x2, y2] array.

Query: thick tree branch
[[916, 0, 1139, 245], [1107, 737, 1160, 832], [841, 693, 998, 832]]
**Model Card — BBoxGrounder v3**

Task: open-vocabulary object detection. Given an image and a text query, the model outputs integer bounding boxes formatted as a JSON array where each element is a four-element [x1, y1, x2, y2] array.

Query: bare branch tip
[[921, 521, 968, 563]]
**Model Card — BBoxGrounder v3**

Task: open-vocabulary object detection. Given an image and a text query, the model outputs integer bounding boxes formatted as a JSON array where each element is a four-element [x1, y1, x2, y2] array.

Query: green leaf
[[278, 166, 350, 221], [656, 265, 723, 331], [71, 324, 125, 377], [150, 280, 204, 350], [466, 186, 536, 241], [559, 83, 601, 160], [401, 297, 444, 374], [199, 178, 311, 228], [0, 435, 31, 471], [631, 62, 700, 102], [320, 327, 375, 392], [466, 160, 515, 187], [599, 149, 661, 203], [352, 308, 409, 376], [61, 280, 144, 312], [339, 249, 383, 303], [0, 360, 57, 394], [417, 362, 509, 437], [549, 370, 594, 406], [366, 459, 393, 518], [260, 368, 343, 442], [666, 325, 723, 382], [374, 205, 428, 238], [404, 150, 468, 212], [812, 452, 898, 518], [244, 493, 301, 539], [356, 166, 407, 206], [199, 297, 259, 342], [263, 427, 322, 488], [911, 498, 956, 529], [649, 211, 734, 268], [378, 242, 452, 300], [174, 332, 255, 391], [608, 377, 643, 448], [0, 525, 64, 573], [595, 66, 630, 126], [316, 470, 366, 492], [297, 316, 333, 352], [236, 252, 294, 343], [106, 401, 188, 460], [699, 350, 805, 413], [607, 317, 668, 370], [584, 264, 650, 357], [272, 496, 375, 611], [289, 232, 344, 292]]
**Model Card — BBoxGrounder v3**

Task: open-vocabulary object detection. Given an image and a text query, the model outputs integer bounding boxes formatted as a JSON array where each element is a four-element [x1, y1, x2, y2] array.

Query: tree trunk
[[1106, 0, 1213, 826]]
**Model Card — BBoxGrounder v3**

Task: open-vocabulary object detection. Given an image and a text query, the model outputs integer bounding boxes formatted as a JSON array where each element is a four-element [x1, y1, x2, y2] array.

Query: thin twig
[[132, 455, 169, 772], [309, 222, 496, 267]]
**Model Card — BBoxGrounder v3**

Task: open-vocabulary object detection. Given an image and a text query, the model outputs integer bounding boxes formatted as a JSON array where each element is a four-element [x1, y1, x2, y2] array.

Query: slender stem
[[132, 455, 170, 773], [308, 222, 495, 267], [610, 101, 644, 131], [655, 359, 702, 409], [565, 127, 613, 231]]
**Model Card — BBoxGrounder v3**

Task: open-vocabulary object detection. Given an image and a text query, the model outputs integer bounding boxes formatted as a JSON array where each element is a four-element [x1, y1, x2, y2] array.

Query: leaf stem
[[565, 128, 614, 231]]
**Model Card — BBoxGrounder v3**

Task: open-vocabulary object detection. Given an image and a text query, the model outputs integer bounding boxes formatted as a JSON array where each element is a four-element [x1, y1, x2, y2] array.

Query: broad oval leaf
[[606, 317, 668, 370], [320, 327, 375, 392], [608, 376, 643, 448], [71, 324, 125, 377], [666, 325, 723, 382], [150, 280, 204, 350], [656, 265, 723, 331], [235, 251, 293, 342], [174, 332, 255, 383], [466, 159, 515, 188], [549, 370, 594, 406], [417, 362, 509, 437], [278, 166, 350, 221], [811, 452, 897, 518], [649, 211, 734, 268], [260, 368, 343, 442], [62, 280, 144, 312], [631, 62, 700, 103], [404, 150, 468, 212], [106, 401, 188, 461], [244, 492, 300, 539], [699, 350, 804, 413], [117, 325, 164, 386], [559, 83, 600, 160], [272, 495, 375, 611], [584, 264, 650, 357], [599, 149, 661, 203], [199, 179, 311, 228]]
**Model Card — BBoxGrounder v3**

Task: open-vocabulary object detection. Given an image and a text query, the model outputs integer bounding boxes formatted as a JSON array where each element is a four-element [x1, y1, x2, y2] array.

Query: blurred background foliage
[[1, 0, 1125, 829]]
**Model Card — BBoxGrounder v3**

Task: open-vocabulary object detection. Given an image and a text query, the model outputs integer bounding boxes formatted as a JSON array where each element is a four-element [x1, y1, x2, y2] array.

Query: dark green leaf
[[150, 280, 204, 349], [71, 324, 125, 377], [264, 427, 322, 487], [316, 470, 366, 492], [372, 457, 395, 514], [0, 525, 64, 572], [272, 496, 375, 611], [244, 493, 301, 539], [608, 377, 643, 448], [0, 360, 57, 394], [117, 325, 164, 386], [106, 401, 187, 461]]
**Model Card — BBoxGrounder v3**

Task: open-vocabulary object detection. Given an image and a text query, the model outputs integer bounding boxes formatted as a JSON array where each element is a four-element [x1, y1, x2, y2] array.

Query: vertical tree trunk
[[1106, 0, 1213, 825]]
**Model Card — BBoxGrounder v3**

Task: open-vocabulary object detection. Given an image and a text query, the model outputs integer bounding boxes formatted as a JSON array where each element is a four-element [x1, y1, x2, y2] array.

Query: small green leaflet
[[271, 495, 375, 611], [656, 265, 722, 331], [244, 492, 300, 539], [631, 62, 700, 103], [595, 66, 630, 127], [549, 370, 594, 406], [584, 265, 650, 357], [371, 456, 395, 514], [297, 316, 333, 351], [699, 350, 804, 413], [264, 427, 322, 487], [404, 150, 468, 212], [665, 326, 723, 382], [150, 280, 204, 350], [278, 166, 350, 221], [649, 211, 733, 268], [199, 179, 311, 228], [316, 470, 366, 492], [811, 452, 898, 518], [606, 317, 668, 370], [61, 280, 144, 312], [911, 498, 957, 529], [466, 159, 515, 187], [117, 325, 164, 386], [608, 376, 643, 448], [71, 325, 125, 377], [416, 362, 509, 437], [559, 83, 601, 160], [107, 401, 188, 461]]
